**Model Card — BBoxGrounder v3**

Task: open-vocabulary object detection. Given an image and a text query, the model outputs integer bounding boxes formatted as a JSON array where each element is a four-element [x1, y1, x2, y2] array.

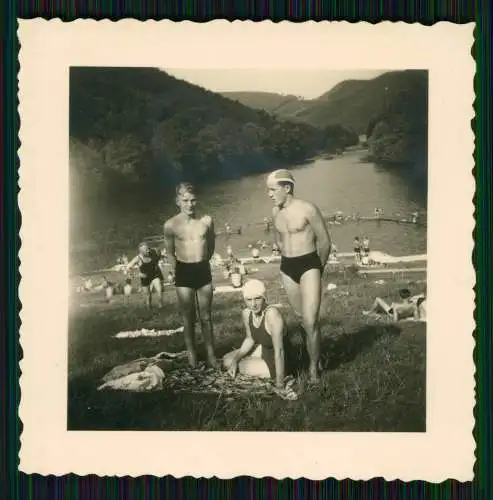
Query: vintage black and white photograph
[[68, 66, 428, 432], [18, 19, 475, 480]]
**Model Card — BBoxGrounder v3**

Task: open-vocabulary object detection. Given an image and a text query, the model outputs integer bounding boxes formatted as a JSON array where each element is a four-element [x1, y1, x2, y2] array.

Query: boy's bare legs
[[196, 283, 217, 368], [176, 287, 198, 368]]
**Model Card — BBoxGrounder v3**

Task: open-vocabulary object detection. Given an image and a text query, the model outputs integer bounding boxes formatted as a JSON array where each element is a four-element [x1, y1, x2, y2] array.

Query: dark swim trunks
[[280, 251, 322, 284], [138, 249, 163, 287], [140, 271, 163, 287], [174, 260, 212, 290]]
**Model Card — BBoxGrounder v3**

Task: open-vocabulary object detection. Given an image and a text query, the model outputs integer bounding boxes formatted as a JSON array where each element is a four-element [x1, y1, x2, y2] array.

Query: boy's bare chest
[[175, 219, 208, 240], [274, 210, 309, 234]]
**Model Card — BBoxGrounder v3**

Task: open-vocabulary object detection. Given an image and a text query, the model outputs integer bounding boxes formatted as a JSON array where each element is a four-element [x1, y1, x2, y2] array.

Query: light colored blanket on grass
[[114, 326, 184, 339], [214, 285, 242, 294], [369, 251, 427, 264]]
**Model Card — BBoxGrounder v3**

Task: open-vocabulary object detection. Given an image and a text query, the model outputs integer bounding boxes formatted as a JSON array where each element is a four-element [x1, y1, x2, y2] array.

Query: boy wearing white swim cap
[[266, 169, 332, 383], [222, 279, 287, 389]]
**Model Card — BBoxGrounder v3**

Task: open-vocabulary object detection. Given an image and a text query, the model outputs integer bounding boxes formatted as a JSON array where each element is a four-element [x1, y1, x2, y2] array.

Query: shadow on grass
[[323, 323, 402, 370], [286, 322, 402, 375]]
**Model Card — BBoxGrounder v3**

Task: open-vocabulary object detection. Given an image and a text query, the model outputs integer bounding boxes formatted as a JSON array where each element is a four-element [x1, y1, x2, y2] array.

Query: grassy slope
[[68, 263, 426, 432]]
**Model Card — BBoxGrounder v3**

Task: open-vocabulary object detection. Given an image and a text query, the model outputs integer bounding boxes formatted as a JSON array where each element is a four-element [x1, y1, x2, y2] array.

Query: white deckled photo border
[[17, 20, 475, 480]]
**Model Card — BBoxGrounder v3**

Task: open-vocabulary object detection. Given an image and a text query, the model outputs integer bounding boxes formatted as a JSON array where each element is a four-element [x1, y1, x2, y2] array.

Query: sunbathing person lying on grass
[[222, 279, 296, 398], [363, 288, 426, 322]]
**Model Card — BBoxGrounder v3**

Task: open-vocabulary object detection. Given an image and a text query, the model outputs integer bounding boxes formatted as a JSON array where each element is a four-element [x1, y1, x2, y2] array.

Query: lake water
[[71, 148, 427, 275]]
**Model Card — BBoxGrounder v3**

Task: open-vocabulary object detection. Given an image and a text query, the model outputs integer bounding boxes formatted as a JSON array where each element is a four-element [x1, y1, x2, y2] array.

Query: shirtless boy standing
[[163, 182, 217, 368], [266, 169, 331, 382]]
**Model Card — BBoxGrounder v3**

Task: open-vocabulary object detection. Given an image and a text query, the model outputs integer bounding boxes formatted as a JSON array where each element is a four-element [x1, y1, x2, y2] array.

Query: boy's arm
[[206, 216, 216, 260], [307, 203, 331, 267], [272, 207, 283, 253], [265, 307, 286, 389], [231, 309, 255, 364], [163, 220, 177, 270], [125, 255, 139, 273]]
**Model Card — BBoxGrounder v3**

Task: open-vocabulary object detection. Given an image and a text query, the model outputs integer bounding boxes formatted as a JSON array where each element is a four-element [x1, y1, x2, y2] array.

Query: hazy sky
[[162, 68, 387, 99]]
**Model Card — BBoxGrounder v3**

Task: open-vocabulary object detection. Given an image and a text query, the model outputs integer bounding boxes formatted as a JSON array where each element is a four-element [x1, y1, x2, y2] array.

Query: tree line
[[70, 67, 358, 203]]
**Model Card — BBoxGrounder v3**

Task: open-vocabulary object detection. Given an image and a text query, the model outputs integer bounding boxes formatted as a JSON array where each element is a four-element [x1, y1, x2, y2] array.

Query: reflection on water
[[71, 149, 427, 273]]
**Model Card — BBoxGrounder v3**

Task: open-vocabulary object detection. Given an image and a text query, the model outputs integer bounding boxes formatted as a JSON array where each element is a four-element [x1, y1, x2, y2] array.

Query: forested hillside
[[70, 67, 358, 203], [222, 70, 428, 177], [222, 71, 427, 134]]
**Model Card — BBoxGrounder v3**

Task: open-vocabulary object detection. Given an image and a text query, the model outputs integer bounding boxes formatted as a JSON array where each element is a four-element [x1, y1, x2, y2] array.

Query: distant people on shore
[[267, 168, 331, 383], [353, 236, 362, 264], [223, 244, 245, 283], [101, 276, 114, 303], [264, 216, 271, 233], [334, 210, 344, 223], [116, 254, 129, 266], [361, 236, 371, 265], [123, 278, 133, 298], [163, 182, 217, 369], [126, 242, 164, 309], [83, 278, 94, 291], [363, 288, 426, 322], [271, 242, 281, 256], [329, 242, 338, 262]]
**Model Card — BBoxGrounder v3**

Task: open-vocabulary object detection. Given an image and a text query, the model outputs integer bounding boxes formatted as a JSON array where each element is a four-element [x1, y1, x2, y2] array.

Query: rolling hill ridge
[[221, 70, 428, 173], [221, 70, 427, 134]]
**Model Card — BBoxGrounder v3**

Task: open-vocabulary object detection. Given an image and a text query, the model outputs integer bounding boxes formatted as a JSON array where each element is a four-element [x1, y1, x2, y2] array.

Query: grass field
[[68, 264, 426, 432]]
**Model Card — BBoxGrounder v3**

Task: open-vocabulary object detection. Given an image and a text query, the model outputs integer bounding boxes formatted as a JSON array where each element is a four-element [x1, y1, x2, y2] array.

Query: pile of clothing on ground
[[98, 351, 298, 400]]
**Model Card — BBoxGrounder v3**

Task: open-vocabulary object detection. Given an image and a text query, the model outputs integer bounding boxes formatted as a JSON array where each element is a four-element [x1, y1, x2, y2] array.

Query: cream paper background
[[17, 20, 475, 480]]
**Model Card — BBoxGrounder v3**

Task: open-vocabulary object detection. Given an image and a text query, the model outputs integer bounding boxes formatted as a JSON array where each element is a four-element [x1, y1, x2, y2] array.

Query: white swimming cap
[[242, 279, 266, 299], [266, 169, 295, 185]]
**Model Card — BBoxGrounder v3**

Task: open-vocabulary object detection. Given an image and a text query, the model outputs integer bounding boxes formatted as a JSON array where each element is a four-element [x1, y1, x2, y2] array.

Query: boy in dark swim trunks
[[126, 242, 164, 309], [163, 182, 217, 369], [266, 169, 331, 383]]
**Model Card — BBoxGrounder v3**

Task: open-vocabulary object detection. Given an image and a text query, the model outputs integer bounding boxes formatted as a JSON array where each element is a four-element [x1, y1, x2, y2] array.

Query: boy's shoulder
[[201, 214, 213, 226]]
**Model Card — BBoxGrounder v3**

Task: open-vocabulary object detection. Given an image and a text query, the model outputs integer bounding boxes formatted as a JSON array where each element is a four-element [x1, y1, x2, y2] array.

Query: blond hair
[[176, 182, 196, 198]]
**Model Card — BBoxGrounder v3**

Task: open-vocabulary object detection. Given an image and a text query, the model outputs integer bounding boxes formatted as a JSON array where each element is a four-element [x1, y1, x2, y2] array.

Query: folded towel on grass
[[114, 326, 184, 339]]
